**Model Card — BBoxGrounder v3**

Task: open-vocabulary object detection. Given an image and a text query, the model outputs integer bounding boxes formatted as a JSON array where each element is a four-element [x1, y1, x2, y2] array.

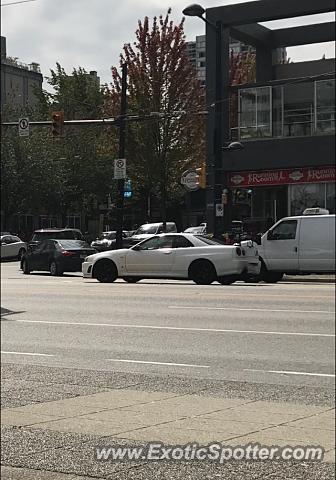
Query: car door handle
[[162, 250, 173, 254]]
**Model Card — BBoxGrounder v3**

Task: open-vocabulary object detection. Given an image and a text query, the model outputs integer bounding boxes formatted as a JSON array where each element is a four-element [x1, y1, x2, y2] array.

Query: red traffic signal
[[51, 111, 64, 137]]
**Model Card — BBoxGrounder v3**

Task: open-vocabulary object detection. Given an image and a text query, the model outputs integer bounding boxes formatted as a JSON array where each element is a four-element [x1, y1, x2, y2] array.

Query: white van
[[258, 211, 335, 282]]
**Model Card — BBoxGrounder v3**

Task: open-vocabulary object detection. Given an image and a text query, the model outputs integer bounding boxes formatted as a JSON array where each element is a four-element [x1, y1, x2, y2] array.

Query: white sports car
[[82, 233, 260, 285]]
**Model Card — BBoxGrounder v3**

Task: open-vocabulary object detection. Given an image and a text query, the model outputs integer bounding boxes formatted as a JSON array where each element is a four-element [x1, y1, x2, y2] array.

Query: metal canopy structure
[[203, 0, 335, 236], [207, 0, 335, 48]]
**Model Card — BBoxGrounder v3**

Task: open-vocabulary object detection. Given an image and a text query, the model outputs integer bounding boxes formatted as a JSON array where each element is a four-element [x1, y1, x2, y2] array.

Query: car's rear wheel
[[189, 260, 217, 285], [218, 275, 239, 285], [17, 248, 26, 261], [94, 260, 118, 283], [122, 277, 141, 283], [50, 261, 63, 276], [22, 258, 30, 274]]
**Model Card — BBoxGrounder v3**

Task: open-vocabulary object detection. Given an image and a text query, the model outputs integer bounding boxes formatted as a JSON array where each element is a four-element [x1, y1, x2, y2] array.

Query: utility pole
[[115, 63, 128, 249]]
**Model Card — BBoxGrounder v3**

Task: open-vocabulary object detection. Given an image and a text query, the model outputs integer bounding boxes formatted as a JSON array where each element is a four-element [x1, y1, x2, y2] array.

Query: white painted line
[[107, 358, 210, 368], [245, 368, 335, 378], [169, 305, 334, 315], [14, 319, 335, 337], [1, 351, 54, 357]]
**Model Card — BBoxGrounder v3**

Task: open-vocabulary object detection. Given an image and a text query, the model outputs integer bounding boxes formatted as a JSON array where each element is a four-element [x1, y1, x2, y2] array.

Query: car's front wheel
[[50, 261, 63, 276], [22, 258, 30, 274], [189, 260, 217, 285], [94, 260, 118, 283]]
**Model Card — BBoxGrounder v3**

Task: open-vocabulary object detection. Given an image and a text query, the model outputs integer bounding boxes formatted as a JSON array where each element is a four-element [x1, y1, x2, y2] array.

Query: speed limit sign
[[19, 117, 29, 137]]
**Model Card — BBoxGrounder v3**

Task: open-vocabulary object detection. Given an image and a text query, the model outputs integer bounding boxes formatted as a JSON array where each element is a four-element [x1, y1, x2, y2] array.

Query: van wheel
[[260, 262, 283, 283], [218, 275, 239, 285], [189, 260, 216, 285], [94, 260, 118, 283]]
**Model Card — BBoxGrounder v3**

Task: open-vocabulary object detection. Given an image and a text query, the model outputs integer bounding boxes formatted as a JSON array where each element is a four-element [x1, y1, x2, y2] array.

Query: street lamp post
[[183, 4, 243, 238]]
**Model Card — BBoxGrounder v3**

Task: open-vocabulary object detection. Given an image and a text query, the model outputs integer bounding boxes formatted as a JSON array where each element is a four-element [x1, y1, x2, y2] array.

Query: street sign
[[18, 117, 29, 137], [114, 158, 126, 179], [215, 203, 224, 217], [181, 170, 199, 191], [124, 179, 132, 198]]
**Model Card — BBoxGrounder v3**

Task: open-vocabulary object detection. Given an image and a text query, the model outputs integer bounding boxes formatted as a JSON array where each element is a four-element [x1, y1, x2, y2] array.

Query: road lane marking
[[245, 369, 335, 378], [13, 320, 335, 337], [169, 306, 334, 314], [1, 351, 54, 357], [107, 358, 210, 368]]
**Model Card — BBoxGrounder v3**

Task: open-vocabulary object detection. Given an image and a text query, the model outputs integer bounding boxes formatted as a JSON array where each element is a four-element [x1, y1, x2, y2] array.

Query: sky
[[1, 0, 335, 87]]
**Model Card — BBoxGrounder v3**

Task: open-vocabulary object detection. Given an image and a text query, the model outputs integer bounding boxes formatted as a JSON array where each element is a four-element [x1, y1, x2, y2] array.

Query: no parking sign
[[19, 117, 29, 137]]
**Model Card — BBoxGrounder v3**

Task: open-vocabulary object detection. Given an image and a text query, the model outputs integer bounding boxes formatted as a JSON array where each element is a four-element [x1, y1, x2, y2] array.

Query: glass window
[[272, 85, 283, 137], [326, 182, 335, 214], [137, 236, 173, 251], [173, 236, 194, 248], [290, 184, 325, 216], [315, 79, 335, 134], [239, 86, 271, 139], [283, 82, 313, 137], [270, 220, 297, 240]]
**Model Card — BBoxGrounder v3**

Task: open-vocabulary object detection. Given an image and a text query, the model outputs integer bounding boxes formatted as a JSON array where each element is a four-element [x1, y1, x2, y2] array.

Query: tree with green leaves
[[106, 9, 205, 224], [1, 65, 118, 234]]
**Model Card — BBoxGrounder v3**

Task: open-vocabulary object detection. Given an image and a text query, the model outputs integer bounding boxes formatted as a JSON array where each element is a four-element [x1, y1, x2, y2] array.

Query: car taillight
[[61, 250, 75, 257]]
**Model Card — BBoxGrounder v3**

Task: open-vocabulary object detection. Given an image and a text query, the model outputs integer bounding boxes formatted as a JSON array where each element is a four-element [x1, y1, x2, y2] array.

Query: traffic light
[[196, 162, 206, 189], [51, 111, 64, 137]]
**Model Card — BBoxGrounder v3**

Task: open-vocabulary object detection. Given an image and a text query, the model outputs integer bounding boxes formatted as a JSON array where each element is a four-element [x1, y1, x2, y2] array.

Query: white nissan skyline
[[82, 233, 260, 285]]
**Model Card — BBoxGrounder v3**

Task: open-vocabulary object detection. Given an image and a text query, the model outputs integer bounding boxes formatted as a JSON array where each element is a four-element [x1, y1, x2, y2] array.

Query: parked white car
[[0, 234, 27, 260], [82, 233, 260, 285], [258, 211, 335, 282]]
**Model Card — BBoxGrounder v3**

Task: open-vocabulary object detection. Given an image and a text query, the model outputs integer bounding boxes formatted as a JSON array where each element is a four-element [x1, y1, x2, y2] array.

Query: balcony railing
[[2, 57, 41, 73]]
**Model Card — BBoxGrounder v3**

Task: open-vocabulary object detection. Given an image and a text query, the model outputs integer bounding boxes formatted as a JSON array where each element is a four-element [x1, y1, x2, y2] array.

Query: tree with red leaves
[[106, 9, 205, 223]]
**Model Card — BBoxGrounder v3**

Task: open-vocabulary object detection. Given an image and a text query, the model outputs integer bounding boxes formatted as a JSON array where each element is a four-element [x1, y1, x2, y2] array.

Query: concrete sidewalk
[[2, 388, 335, 462]]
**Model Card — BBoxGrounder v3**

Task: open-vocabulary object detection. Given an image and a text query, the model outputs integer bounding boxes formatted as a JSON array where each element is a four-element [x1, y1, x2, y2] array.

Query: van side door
[[262, 219, 300, 272], [298, 216, 335, 272]]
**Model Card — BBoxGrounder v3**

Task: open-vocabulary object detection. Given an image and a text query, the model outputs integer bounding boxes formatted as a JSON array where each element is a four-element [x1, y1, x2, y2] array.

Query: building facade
[[1, 36, 43, 112], [204, 0, 335, 236], [186, 34, 287, 87]]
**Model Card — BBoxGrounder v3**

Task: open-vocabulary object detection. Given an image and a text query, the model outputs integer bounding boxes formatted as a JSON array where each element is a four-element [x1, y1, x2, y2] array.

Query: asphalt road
[[1, 262, 335, 389]]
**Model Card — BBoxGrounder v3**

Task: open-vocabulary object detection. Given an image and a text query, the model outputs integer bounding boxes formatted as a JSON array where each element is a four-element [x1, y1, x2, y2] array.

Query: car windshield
[[57, 240, 89, 249], [135, 225, 159, 235], [195, 236, 224, 245]]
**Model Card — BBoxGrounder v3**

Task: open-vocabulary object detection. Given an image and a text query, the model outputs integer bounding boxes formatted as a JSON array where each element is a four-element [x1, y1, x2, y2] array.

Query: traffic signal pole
[[115, 63, 128, 250]]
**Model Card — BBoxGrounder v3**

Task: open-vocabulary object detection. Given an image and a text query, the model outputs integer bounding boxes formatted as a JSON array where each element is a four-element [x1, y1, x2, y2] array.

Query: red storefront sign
[[228, 165, 335, 187]]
